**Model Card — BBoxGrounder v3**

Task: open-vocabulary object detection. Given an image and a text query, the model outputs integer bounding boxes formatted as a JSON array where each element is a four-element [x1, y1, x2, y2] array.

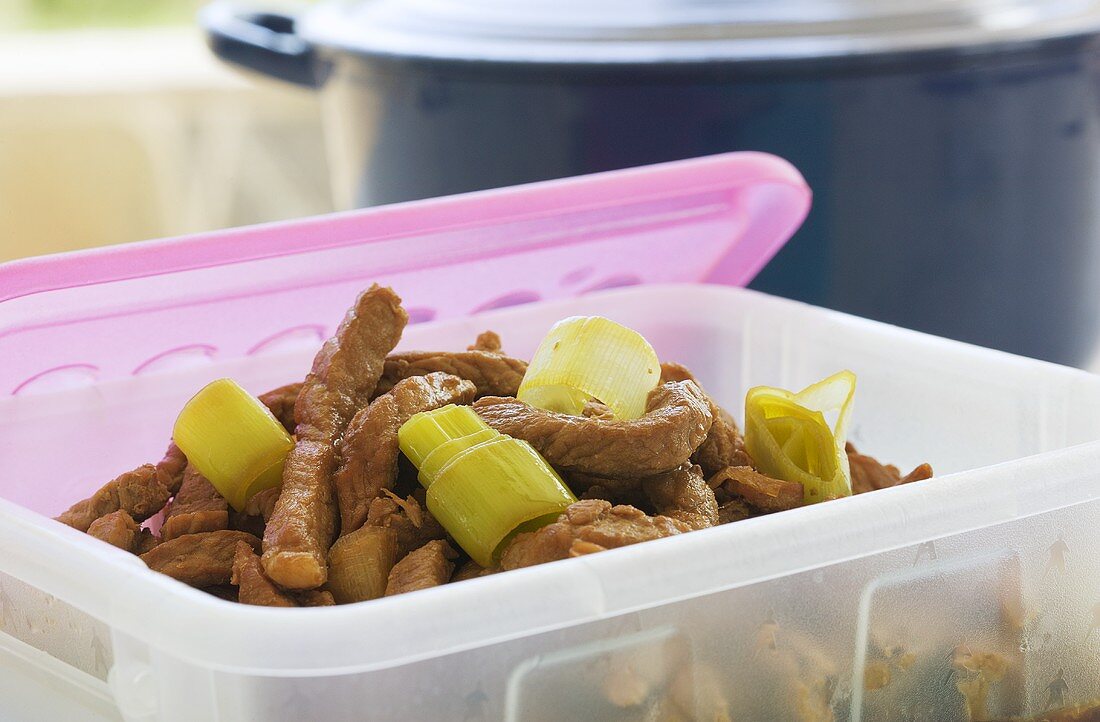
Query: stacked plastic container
[[2, 153, 1100, 721]]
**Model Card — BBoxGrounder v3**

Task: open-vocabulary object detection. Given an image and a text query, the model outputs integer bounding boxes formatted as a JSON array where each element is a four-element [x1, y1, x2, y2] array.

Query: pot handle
[[200, 1, 321, 88]]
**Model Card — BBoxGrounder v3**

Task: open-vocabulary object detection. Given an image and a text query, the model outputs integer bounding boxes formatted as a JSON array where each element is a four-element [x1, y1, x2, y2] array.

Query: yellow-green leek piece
[[426, 437, 576, 567], [172, 378, 294, 511], [744, 370, 856, 504], [398, 405, 576, 567], [518, 316, 660, 420], [418, 427, 500, 488], [398, 404, 487, 468], [327, 525, 397, 604]]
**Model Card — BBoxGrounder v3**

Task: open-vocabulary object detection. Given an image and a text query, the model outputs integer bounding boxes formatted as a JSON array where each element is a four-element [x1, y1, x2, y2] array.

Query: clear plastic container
[[3, 153, 1100, 721]]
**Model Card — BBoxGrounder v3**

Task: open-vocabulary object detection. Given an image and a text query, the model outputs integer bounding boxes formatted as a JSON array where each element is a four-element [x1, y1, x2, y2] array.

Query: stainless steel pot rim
[[296, 0, 1100, 63]]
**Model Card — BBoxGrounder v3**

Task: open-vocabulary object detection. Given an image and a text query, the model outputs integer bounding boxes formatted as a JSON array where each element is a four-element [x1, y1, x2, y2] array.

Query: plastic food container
[[3, 153, 1100, 721]]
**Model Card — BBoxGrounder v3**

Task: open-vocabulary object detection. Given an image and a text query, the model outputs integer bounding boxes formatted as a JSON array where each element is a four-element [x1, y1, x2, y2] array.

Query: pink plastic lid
[[0, 152, 809, 396]]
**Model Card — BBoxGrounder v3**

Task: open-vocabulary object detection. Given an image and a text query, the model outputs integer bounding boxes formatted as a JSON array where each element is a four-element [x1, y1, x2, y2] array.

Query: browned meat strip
[[467, 330, 503, 353], [694, 404, 753, 477], [659, 361, 697, 384], [162, 466, 228, 541], [376, 350, 527, 398], [259, 382, 303, 433], [385, 540, 457, 596], [335, 372, 476, 534], [717, 498, 755, 524], [658, 362, 753, 477], [57, 464, 172, 532], [474, 381, 713, 478], [86, 510, 139, 550], [847, 443, 934, 494], [264, 284, 407, 590], [642, 464, 718, 531], [156, 442, 188, 495], [232, 542, 298, 607], [500, 500, 690, 571], [569, 472, 638, 497], [901, 464, 935, 484], [203, 585, 238, 602], [366, 492, 448, 558], [577, 480, 649, 510], [451, 559, 488, 582], [581, 400, 617, 421], [264, 442, 337, 589], [142, 530, 260, 587], [660, 362, 747, 468], [298, 590, 335, 606], [230, 512, 264, 539], [245, 487, 280, 521], [133, 529, 160, 555], [230, 486, 281, 537], [710, 466, 804, 512]]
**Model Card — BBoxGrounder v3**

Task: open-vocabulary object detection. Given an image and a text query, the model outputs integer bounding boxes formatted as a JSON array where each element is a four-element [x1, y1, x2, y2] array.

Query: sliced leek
[[398, 404, 487, 468], [417, 427, 500, 487], [518, 316, 660, 420], [173, 378, 294, 511], [744, 370, 856, 504], [398, 406, 577, 567], [327, 525, 397, 604], [426, 437, 576, 567]]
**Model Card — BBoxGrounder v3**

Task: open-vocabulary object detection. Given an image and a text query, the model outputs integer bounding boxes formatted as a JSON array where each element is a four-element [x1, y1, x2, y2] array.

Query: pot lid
[[297, 0, 1100, 63]]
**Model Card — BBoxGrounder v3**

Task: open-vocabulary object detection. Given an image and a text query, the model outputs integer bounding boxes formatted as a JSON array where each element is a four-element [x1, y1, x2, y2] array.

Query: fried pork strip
[[231, 543, 337, 607], [258, 382, 303, 433], [710, 466, 804, 513], [86, 510, 139, 551], [162, 465, 228, 541], [659, 361, 697, 384], [694, 404, 753, 477], [57, 464, 173, 532], [133, 528, 160, 554], [156, 443, 188, 493], [366, 492, 448, 559], [474, 381, 713, 478], [334, 372, 476, 534], [847, 443, 934, 494], [660, 361, 753, 476], [376, 349, 527, 398], [263, 284, 407, 590], [642, 464, 718, 531], [232, 542, 298, 607], [385, 540, 457, 596], [467, 331, 503, 353], [451, 559, 489, 582], [717, 497, 755, 524], [500, 500, 690, 571], [141, 530, 261, 587]]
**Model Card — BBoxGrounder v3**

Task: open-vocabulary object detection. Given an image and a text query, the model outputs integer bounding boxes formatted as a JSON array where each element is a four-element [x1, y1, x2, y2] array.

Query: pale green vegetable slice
[[744, 370, 856, 504], [518, 316, 660, 420], [426, 437, 576, 567], [172, 378, 294, 512]]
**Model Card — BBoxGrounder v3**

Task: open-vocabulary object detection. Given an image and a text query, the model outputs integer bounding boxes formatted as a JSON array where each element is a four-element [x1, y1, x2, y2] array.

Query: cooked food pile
[[57, 284, 934, 606]]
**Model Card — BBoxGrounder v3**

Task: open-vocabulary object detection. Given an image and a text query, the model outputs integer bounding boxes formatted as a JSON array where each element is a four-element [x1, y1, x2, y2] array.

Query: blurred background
[[5, 0, 1100, 371], [0, 0, 332, 262]]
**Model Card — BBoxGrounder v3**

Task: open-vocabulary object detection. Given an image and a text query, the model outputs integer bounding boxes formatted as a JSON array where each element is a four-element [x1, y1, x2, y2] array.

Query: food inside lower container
[[56, 281, 932, 601], [46, 281, 1100, 721]]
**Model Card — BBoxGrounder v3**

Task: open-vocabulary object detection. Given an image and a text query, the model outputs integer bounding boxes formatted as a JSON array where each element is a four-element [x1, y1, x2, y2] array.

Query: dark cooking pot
[[202, 0, 1100, 367]]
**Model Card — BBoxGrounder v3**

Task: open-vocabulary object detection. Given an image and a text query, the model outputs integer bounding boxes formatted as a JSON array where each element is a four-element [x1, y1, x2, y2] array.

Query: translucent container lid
[[298, 0, 1100, 63]]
